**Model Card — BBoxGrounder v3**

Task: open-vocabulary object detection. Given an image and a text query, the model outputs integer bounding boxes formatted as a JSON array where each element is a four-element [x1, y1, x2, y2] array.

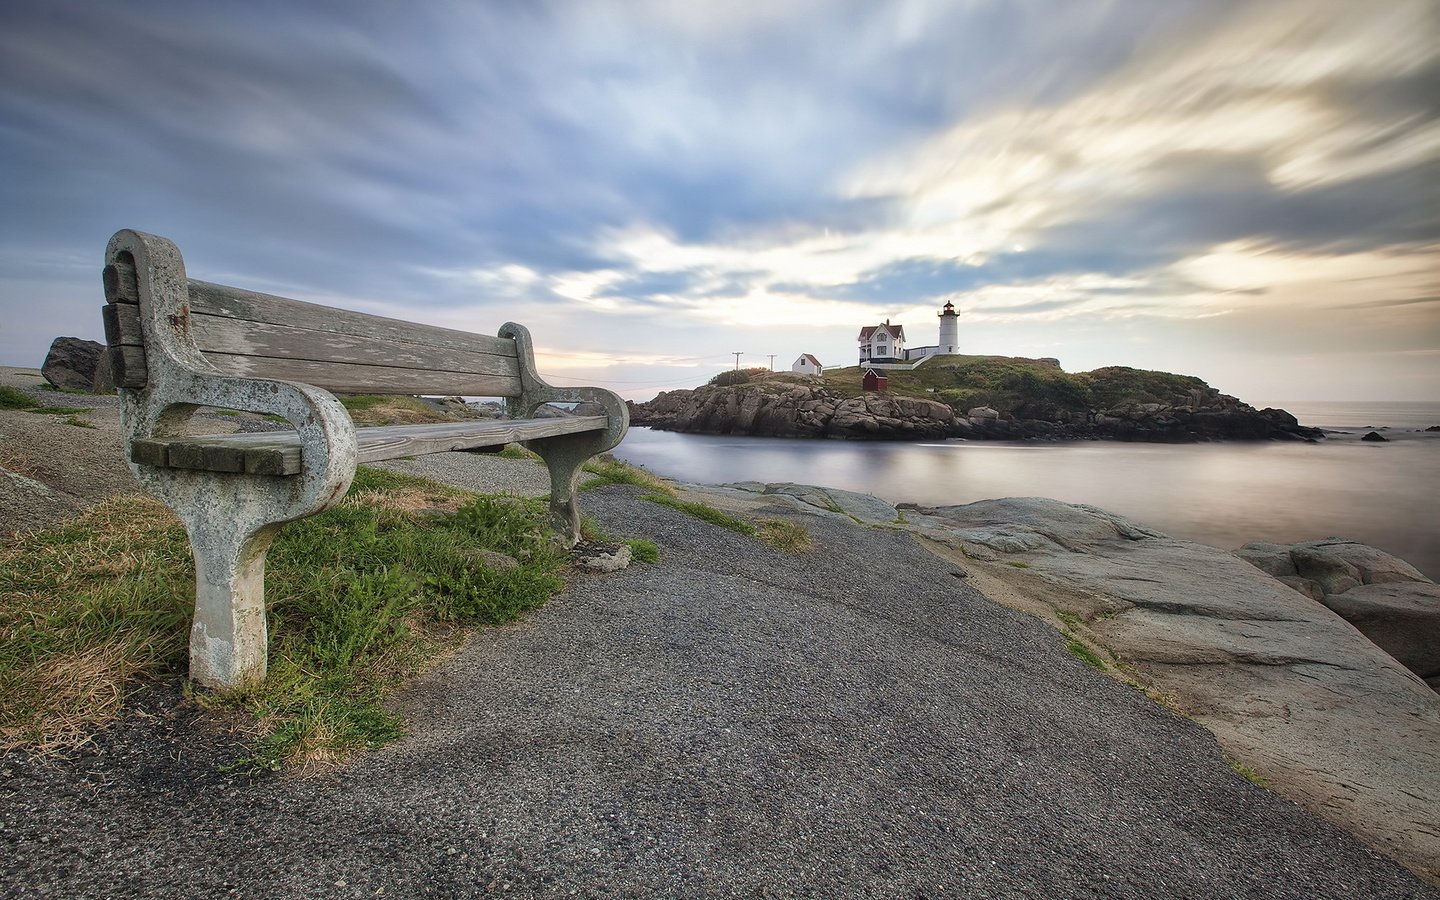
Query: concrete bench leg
[[531, 434, 596, 548], [183, 510, 282, 689]]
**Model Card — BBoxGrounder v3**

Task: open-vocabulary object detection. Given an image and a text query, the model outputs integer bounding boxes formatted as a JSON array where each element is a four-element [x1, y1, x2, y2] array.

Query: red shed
[[862, 369, 888, 392]]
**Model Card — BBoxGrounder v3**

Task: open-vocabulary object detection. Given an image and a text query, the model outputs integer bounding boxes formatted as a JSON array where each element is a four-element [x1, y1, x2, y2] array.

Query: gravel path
[[4, 483, 1434, 898]]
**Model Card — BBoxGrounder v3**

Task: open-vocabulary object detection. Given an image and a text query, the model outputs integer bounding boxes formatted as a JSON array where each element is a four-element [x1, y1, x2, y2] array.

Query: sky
[[1, 0, 1436, 403]]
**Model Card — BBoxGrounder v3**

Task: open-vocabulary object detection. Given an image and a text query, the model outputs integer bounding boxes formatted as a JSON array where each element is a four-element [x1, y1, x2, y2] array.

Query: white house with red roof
[[791, 353, 824, 375], [857, 320, 906, 364]]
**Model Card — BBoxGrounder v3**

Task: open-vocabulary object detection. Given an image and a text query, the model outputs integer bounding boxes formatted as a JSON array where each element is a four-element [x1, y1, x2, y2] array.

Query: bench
[[100, 229, 628, 689]]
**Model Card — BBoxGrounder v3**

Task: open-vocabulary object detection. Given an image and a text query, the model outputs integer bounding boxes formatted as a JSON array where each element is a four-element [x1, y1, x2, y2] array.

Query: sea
[[611, 400, 1440, 579]]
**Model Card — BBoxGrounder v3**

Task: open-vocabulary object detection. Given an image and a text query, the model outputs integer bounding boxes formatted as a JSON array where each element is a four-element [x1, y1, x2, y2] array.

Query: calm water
[[613, 401, 1440, 579]]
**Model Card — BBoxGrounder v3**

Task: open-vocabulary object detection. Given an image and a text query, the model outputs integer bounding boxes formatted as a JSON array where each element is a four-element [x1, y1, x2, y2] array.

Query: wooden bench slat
[[199, 354, 523, 397], [189, 313, 521, 379], [187, 280, 520, 358], [355, 417, 606, 462], [129, 417, 609, 474], [103, 302, 520, 393]]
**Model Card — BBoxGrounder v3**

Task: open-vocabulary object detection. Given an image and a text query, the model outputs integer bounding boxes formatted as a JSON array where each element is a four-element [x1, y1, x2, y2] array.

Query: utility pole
[[733, 351, 743, 370], [767, 354, 776, 371]]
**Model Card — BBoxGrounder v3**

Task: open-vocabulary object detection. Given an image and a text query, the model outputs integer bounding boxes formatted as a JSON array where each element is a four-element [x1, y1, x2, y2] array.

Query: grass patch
[[66, 416, 96, 429], [580, 515, 661, 565], [338, 394, 456, 426], [642, 493, 758, 537], [27, 406, 89, 416], [1006, 561, 1031, 569], [758, 519, 812, 553], [0, 466, 569, 770], [1, 497, 194, 755], [1226, 757, 1271, 788], [0, 385, 39, 410], [626, 539, 660, 564], [495, 444, 540, 461], [580, 456, 671, 493], [1065, 637, 1108, 671]]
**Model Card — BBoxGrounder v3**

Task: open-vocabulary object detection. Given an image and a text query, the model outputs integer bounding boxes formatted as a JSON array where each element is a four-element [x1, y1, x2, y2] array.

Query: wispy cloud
[[0, 0, 1434, 399]]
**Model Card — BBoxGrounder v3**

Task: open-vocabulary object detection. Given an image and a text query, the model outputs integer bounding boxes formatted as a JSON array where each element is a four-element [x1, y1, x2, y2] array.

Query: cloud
[[0, 0, 1435, 398]]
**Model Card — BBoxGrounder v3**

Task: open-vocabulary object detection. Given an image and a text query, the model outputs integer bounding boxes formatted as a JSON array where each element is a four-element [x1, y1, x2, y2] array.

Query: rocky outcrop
[[631, 379, 1322, 442], [630, 382, 959, 440], [1239, 539, 1439, 688], [42, 337, 113, 393]]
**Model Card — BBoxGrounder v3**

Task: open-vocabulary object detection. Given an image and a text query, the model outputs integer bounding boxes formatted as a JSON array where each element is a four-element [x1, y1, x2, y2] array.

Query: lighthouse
[[938, 300, 959, 354]]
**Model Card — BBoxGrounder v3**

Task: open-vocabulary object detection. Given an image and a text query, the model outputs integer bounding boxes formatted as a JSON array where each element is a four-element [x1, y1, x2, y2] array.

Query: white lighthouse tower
[[938, 300, 959, 354]]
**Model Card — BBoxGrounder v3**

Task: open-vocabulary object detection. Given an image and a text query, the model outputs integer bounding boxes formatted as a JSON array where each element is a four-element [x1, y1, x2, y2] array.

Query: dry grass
[[341, 395, 457, 426], [0, 496, 192, 755], [758, 518, 813, 553], [343, 485, 468, 515], [0, 448, 40, 480]]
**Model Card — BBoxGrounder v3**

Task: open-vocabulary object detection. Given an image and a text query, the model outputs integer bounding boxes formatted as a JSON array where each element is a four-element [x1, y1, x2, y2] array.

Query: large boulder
[[1239, 539, 1437, 686], [1320, 582, 1440, 686], [42, 337, 113, 393]]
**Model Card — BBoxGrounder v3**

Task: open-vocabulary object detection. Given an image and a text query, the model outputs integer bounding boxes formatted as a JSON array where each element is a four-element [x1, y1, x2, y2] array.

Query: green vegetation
[[1226, 756, 1271, 788], [337, 394, 454, 426], [0, 387, 94, 425], [495, 444, 540, 461], [0, 385, 39, 410], [642, 493, 758, 537], [580, 515, 661, 564], [27, 405, 89, 416], [1065, 637, 1108, 671], [708, 366, 772, 387], [626, 539, 660, 564], [580, 455, 670, 493], [811, 357, 1214, 421], [1, 466, 569, 770]]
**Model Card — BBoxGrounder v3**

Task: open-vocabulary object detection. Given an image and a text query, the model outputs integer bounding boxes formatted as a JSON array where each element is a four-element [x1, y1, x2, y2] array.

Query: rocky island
[[629, 357, 1322, 442]]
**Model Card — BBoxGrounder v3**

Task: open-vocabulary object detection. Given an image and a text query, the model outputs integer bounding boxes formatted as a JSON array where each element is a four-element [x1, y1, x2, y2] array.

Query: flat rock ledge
[[675, 480, 1440, 884]]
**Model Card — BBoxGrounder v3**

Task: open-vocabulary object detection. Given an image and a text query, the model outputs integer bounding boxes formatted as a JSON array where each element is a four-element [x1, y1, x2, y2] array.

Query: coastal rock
[[632, 380, 958, 440], [1319, 582, 1440, 683], [908, 497, 1439, 875], [630, 372, 1322, 443], [1362, 431, 1389, 442], [42, 337, 113, 393], [1238, 539, 1436, 685]]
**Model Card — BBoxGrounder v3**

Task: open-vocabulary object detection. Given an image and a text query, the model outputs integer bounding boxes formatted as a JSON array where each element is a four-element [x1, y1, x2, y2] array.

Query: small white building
[[858, 320, 906, 363], [792, 353, 824, 376]]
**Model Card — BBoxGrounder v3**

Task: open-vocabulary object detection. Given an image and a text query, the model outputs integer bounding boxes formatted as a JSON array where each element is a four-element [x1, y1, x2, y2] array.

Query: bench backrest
[[103, 249, 524, 398]]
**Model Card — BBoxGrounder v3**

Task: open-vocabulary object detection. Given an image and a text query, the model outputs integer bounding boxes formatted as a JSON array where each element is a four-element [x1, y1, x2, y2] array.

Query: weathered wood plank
[[108, 343, 148, 389], [187, 280, 520, 358], [197, 354, 523, 397], [104, 301, 143, 347], [124, 417, 608, 473], [188, 313, 521, 377], [103, 257, 140, 304], [355, 417, 607, 462]]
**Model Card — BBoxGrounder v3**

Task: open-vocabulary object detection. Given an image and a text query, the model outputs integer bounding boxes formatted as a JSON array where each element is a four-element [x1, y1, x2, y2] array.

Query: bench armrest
[[498, 322, 629, 454], [108, 229, 359, 515]]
